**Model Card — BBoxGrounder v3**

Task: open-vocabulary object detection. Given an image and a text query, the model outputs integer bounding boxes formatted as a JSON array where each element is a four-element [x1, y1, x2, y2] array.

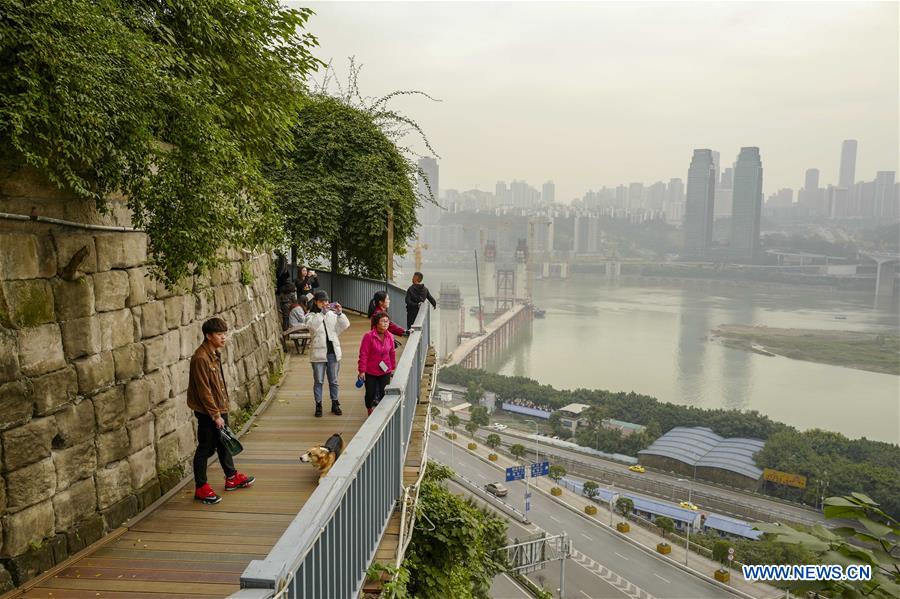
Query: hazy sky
[[299, 2, 898, 202]]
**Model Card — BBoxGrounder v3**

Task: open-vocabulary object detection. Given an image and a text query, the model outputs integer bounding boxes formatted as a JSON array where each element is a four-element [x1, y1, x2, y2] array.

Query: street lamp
[[677, 477, 695, 566], [524, 419, 540, 464], [676, 478, 694, 505]]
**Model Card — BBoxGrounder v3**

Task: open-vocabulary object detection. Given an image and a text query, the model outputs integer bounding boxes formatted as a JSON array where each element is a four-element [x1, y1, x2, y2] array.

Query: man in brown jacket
[[188, 317, 254, 504]]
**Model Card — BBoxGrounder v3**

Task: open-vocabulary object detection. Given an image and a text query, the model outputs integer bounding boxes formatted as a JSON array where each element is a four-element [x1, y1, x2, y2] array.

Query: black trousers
[[364, 373, 391, 410], [406, 305, 419, 330], [193, 412, 236, 487]]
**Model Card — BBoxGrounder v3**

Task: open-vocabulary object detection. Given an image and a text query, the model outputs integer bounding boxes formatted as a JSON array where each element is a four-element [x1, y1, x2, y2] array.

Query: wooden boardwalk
[[6, 314, 409, 599]]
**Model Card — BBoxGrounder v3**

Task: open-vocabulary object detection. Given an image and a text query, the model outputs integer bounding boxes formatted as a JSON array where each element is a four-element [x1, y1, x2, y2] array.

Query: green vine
[[0, 0, 322, 287], [239, 261, 253, 286]]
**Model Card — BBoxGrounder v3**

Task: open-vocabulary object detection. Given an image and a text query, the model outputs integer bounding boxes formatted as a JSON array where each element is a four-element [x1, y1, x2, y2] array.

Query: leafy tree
[[430, 406, 440, 420], [582, 481, 599, 500], [0, 0, 320, 286], [712, 540, 731, 566], [510, 444, 526, 462], [655, 516, 675, 539], [447, 413, 460, 431], [469, 406, 489, 427], [548, 465, 566, 484], [464, 421, 479, 438], [485, 434, 502, 450], [615, 497, 634, 517], [466, 381, 484, 405], [756, 493, 900, 599], [268, 63, 437, 279], [402, 461, 508, 598]]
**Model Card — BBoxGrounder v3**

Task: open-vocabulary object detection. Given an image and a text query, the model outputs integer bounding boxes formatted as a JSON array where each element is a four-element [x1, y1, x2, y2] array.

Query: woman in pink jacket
[[357, 311, 397, 415]]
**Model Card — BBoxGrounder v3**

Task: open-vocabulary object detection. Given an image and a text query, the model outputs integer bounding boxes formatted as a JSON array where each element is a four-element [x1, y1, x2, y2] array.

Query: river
[[408, 264, 900, 444]]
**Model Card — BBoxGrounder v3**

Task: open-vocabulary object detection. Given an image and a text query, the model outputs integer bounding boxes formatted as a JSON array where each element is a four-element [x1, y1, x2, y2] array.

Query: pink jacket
[[358, 329, 397, 376]]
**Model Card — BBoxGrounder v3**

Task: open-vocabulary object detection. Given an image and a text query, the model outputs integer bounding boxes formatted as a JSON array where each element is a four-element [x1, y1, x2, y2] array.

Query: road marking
[[549, 515, 562, 523], [580, 591, 594, 599], [570, 549, 655, 599], [653, 574, 670, 584], [581, 533, 594, 541], [614, 552, 629, 561]]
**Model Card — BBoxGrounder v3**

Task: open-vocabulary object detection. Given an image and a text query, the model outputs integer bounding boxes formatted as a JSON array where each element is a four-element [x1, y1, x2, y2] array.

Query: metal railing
[[291, 268, 406, 318], [232, 275, 431, 599]]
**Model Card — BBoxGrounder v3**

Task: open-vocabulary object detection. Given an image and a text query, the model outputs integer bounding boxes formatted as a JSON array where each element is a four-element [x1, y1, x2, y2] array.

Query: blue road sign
[[506, 466, 525, 482], [530, 461, 550, 477]]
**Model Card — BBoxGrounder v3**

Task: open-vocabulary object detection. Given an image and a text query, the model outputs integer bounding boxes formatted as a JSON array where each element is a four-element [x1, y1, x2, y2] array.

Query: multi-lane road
[[431, 435, 744, 599]]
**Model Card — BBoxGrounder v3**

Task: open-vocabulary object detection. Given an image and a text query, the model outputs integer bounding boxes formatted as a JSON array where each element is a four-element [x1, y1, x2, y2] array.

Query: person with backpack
[[358, 311, 397, 416], [304, 290, 350, 417], [404, 271, 437, 329], [366, 290, 407, 337]]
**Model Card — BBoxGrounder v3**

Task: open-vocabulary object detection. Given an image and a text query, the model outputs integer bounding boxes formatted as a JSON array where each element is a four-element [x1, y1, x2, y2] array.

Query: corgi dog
[[299, 433, 344, 483]]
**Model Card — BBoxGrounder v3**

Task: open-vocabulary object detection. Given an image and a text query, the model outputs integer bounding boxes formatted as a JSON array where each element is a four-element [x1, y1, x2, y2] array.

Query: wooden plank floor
[[9, 314, 407, 599]]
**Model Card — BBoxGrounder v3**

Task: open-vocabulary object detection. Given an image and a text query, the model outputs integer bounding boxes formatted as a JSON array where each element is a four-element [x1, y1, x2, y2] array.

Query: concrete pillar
[[874, 260, 898, 299]]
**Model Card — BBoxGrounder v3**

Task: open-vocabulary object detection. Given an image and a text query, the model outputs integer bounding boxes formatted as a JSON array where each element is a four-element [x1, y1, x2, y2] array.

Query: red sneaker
[[194, 483, 222, 504], [225, 472, 255, 491]]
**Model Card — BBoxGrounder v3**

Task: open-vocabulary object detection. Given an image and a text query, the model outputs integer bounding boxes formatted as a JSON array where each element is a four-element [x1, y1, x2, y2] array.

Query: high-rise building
[[720, 167, 734, 189], [730, 147, 763, 263], [665, 178, 685, 223], [615, 185, 628, 208], [628, 182, 644, 209], [712, 150, 721, 186], [683, 149, 716, 259], [839, 140, 858, 189], [646, 181, 667, 211], [542, 181, 555, 204], [417, 157, 440, 225], [804, 168, 820, 191], [495, 181, 510, 205], [874, 171, 897, 220], [798, 168, 825, 217]]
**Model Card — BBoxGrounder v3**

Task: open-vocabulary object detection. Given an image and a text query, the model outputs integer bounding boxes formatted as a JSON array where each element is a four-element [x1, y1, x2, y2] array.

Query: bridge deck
[[7, 313, 402, 599]]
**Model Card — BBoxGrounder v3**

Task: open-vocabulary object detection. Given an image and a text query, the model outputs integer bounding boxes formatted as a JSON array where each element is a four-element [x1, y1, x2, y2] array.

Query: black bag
[[220, 426, 243, 456]]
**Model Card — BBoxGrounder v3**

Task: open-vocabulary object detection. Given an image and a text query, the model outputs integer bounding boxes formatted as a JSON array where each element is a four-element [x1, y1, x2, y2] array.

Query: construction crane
[[412, 237, 429, 272]]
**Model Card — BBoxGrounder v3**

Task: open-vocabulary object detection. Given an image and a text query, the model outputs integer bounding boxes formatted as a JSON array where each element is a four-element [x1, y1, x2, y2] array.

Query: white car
[[490, 423, 508, 431]]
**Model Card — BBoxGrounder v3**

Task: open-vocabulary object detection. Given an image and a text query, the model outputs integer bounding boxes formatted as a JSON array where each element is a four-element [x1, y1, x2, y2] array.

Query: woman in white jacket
[[304, 290, 351, 417]]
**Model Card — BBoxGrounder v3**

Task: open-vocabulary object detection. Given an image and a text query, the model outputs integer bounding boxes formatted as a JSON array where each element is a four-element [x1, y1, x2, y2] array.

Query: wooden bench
[[282, 325, 311, 355]]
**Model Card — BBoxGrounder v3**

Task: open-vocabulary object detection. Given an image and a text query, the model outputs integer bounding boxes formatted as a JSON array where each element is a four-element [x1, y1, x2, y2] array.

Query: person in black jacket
[[404, 272, 437, 329]]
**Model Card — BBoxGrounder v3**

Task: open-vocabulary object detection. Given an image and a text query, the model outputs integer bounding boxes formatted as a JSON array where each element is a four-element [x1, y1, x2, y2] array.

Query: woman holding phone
[[304, 290, 350, 417], [357, 311, 397, 416]]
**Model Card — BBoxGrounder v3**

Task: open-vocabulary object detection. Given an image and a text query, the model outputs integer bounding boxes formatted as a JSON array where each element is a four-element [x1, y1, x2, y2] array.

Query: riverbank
[[711, 325, 900, 376]]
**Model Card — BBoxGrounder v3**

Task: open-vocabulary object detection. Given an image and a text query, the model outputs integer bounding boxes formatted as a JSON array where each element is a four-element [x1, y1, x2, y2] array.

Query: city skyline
[[303, 2, 898, 203]]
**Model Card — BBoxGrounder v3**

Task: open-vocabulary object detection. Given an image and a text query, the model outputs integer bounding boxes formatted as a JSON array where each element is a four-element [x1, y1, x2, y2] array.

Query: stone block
[[52, 441, 96, 490], [234, 301, 254, 329], [74, 351, 114, 394], [180, 322, 202, 359], [53, 401, 95, 448], [92, 385, 125, 432], [94, 232, 147, 271], [143, 330, 179, 373], [96, 428, 129, 465], [64, 514, 104, 554], [31, 366, 78, 416], [174, 421, 196, 461], [163, 296, 183, 330], [98, 308, 134, 352], [213, 286, 227, 313], [1, 279, 54, 328], [128, 445, 157, 489], [101, 494, 138, 530], [0, 381, 32, 431], [5, 458, 56, 510], [94, 459, 132, 510], [52, 477, 96, 531], [125, 267, 148, 307], [124, 377, 150, 419], [51, 277, 95, 320], [3, 536, 57, 585], [92, 269, 129, 312], [0, 499, 54, 558], [0, 564, 11, 593], [60, 314, 100, 360], [0, 233, 55, 280], [112, 342, 144, 382], [2, 416, 57, 471], [126, 413, 154, 453], [194, 293, 211, 321], [0, 333, 20, 383], [18, 324, 65, 377], [53, 232, 98, 275], [135, 479, 161, 512], [0, 477, 5, 513], [152, 399, 177, 439], [144, 368, 171, 406], [139, 301, 166, 338], [155, 432, 180, 471], [169, 359, 190, 396]]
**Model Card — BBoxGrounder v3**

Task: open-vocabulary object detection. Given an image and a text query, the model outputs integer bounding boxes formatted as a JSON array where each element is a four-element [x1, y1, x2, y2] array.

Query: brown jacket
[[187, 341, 229, 418]]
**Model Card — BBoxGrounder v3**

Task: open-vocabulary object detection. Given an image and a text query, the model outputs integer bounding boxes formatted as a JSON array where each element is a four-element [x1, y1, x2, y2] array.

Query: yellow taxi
[[628, 465, 646, 473], [679, 501, 699, 511]]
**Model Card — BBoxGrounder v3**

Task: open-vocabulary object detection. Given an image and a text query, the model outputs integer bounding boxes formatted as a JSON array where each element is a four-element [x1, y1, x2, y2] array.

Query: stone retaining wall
[[0, 164, 283, 588]]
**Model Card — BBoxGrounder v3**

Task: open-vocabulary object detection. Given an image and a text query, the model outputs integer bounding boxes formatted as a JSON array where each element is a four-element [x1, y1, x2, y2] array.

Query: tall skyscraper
[[417, 157, 440, 225], [495, 181, 509, 205], [874, 171, 897, 220], [720, 167, 734, 189], [799, 168, 824, 217], [683, 149, 716, 259], [646, 181, 667, 211], [712, 150, 721, 186], [542, 181, 555, 204], [804, 168, 820, 191], [730, 147, 763, 263], [628, 182, 644, 209], [839, 140, 857, 189]]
